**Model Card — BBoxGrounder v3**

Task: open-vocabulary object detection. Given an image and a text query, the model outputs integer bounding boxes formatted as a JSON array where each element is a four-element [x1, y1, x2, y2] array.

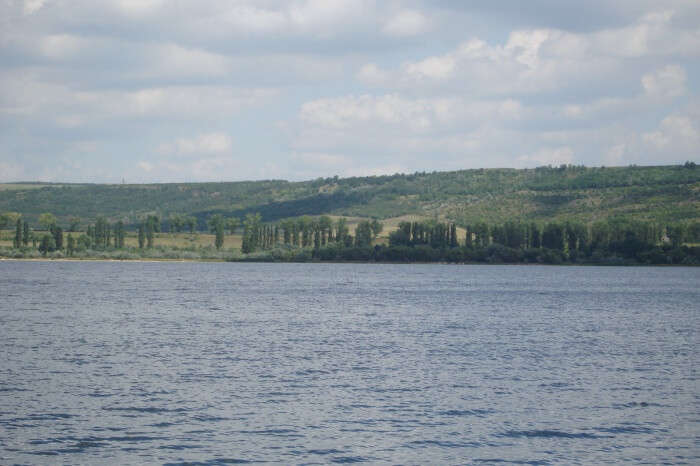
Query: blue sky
[[1, 0, 699, 183]]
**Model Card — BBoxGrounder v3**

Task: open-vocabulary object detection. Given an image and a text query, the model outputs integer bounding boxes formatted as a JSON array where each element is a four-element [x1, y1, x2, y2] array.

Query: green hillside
[[1, 164, 698, 228]]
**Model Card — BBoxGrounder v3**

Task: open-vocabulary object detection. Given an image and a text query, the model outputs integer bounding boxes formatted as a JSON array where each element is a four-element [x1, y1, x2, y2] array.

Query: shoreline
[[1, 256, 695, 267]]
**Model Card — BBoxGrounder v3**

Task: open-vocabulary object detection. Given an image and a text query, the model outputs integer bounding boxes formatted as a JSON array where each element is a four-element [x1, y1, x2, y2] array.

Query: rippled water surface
[[1, 261, 698, 464]]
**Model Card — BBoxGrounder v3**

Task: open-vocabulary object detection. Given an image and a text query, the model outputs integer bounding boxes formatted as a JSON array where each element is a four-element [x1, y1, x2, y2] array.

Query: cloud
[[356, 63, 389, 85], [158, 132, 233, 157], [22, 0, 45, 15], [642, 114, 699, 152], [299, 94, 523, 132], [360, 10, 700, 97], [0, 71, 278, 126], [382, 10, 430, 37], [642, 64, 686, 97], [1, 1, 699, 182]]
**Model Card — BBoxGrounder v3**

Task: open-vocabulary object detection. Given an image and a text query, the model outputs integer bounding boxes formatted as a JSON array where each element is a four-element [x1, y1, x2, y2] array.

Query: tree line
[[3, 209, 699, 264]]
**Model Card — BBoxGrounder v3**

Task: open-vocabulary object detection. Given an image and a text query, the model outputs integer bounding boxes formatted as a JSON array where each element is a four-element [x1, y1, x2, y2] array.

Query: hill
[[1, 164, 698, 229]]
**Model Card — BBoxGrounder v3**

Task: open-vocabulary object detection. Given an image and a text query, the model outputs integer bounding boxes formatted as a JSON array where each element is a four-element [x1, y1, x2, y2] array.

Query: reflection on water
[[1, 262, 698, 464]]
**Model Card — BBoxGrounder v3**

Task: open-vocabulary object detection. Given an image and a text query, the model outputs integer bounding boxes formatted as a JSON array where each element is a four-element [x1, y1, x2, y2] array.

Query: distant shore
[[2, 255, 696, 266]]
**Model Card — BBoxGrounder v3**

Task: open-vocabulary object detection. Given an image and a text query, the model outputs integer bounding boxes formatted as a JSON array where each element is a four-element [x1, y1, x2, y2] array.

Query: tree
[[215, 223, 224, 249], [0, 212, 13, 230], [298, 216, 312, 247], [145, 216, 158, 248], [370, 219, 383, 240], [22, 221, 30, 246], [51, 225, 63, 250], [94, 217, 110, 249], [67, 234, 75, 256], [355, 220, 373, 247], [319, 216, 333, 245], [542, 223, 565, 251], [169, 214, 184, 233], [449, 223, 458, 248], [38, 213, 57, 230], [667, 224, 686, 248], [138, 224, 145, 249], [208, 215, 226, 249], [14, 218, 22, 248], [241, 213, 262, 253], [38, 234, 56, 255], [114, 221, 125, 248], [77, 234, 91, 251], [335, 218, 349, 244], [313, 227, 321, 250], [185, 216, 197, 233]]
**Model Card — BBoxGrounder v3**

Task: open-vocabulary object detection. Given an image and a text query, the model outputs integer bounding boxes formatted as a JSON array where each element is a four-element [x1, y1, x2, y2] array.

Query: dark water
[[1, 262, 698, 465]]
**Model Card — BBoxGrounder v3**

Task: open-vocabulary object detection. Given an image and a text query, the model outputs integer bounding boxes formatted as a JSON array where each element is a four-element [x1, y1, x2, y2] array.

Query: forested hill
[[1, 163, 698, 228]]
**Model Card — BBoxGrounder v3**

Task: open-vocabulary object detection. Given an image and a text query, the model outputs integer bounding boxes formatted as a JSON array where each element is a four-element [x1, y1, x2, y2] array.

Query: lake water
[[0, 261, 698, 464]]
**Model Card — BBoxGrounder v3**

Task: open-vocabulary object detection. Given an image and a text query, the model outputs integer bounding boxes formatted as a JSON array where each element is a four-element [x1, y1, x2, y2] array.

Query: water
[[1, 261, 698, 464]]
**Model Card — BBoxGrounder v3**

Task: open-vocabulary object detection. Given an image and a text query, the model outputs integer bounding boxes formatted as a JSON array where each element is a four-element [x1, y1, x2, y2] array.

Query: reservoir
[[1, 262, 698, 464]]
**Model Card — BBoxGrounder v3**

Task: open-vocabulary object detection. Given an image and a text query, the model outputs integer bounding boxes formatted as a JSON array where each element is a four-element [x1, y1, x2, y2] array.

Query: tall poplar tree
[[138, 224, 145, 249], [14, 218, 22, 248], [22, 221, 30, 246]]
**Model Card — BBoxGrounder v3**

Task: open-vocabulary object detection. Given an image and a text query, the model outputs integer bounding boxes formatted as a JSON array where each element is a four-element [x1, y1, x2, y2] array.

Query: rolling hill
[[1, 164, 698, 229]]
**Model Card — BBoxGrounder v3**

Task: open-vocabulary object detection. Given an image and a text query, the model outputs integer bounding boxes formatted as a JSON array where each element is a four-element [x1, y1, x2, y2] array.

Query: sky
[[1, 0, 699, 183]]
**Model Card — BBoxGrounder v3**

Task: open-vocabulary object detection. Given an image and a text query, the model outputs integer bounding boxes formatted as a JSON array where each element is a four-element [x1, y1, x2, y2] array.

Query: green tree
[[138, 224, 145, 249], [77, 234, 91, 251], [22, 221, 30, 246], [335, 218, 349, 244], [145, 216, 159, 248], [114, 220, 125, 248], [355, 220, 373, 247], [667, 224, 686, 248], [185, 216, 197, 233], [38, 213, 57, 230], [542, 223, 565, 251], [168, 214, 184, 233], [38, 234, 56, 255], [14, 218, 22, 248], [319, 216, 333, 244], [208, 215, 226, 249], [241, 213, 262, 253], [67, 234, 75, 256], [51, 225, 63, 250]]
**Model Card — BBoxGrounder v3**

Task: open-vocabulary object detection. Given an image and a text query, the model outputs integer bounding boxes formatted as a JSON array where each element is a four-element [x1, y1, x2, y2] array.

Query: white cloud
[[405, 55, 456, 80], [642, 64, 686, 97], [643, 115, 699, 152], [382, 10, 429, 37], [158, 132, 233, 157], [362, 10, 700, 97], [2, 1, 699, 182], [147, 43, 229, 77], [39, 34, 88, 59], [23, 0, 46, 15], [112, 0, 165, 17], [0, 71, 278, 125], [299, 93, 524, 133], [356, 63, 389, 85]]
